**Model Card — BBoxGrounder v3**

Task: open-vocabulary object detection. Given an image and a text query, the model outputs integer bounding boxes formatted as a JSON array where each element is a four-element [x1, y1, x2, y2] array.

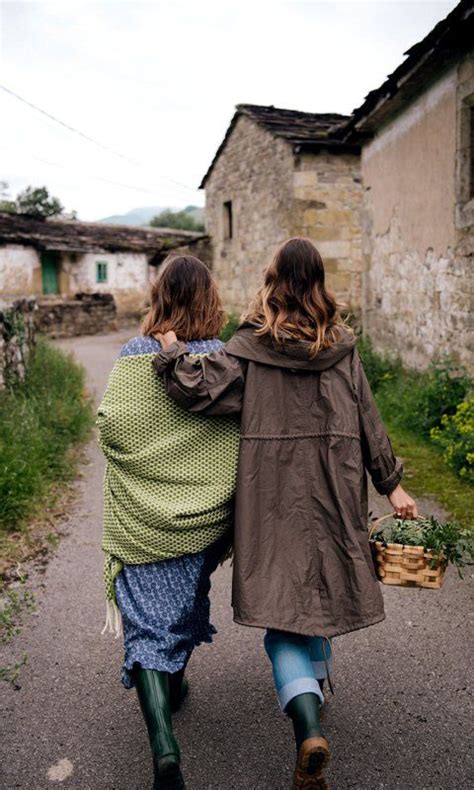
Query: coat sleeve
[[153, 341, 246, 416], [351, 347, 403, 496]]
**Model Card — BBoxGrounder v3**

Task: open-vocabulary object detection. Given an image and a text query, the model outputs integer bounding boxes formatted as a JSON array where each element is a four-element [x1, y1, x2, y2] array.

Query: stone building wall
[[170, 236, 213, 270], [361, 61, 473, 372], [205, 116, 363, 315], [205, 115, 295, 312], [289, 151, 363, 315]]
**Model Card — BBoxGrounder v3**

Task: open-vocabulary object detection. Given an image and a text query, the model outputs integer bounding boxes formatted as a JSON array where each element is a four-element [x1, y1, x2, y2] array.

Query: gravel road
[[1, 329, 472, 790]]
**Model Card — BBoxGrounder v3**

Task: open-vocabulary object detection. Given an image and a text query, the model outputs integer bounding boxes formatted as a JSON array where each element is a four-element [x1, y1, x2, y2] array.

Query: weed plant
[[0, 340, 94, 533]]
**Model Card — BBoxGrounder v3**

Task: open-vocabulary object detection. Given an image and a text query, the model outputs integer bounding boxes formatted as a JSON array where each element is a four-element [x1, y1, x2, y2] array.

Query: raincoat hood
[[226, 322, 357, 371]]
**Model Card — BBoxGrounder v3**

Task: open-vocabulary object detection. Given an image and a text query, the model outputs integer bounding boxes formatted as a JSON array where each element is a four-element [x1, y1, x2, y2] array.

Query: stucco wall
[[65, 251, 150, 316], [0, 245, 40, 296], [0, 246, 150, 317], [361, 63, 473, 371], [205, 115, 295, 312]]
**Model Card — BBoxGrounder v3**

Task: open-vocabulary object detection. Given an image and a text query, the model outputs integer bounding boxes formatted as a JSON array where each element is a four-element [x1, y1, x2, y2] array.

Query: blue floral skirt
[[114, 537, 227, 688]]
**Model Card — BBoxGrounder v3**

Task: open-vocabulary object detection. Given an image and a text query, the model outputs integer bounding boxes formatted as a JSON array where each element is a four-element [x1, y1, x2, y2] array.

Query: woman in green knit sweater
[[97, 255, 240, 790]]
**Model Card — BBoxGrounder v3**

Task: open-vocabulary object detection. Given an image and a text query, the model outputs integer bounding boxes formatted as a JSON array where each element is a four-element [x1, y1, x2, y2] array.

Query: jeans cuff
[[311, 657, 333, 680], [278, 677, 324, 712]]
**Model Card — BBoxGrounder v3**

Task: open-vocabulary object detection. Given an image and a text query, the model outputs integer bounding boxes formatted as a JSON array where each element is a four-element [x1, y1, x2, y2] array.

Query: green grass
[[384, 422, 474, 527], [0, 339, 94, 534], [219, 312, 241, 343], [356, 334, 473, 526]]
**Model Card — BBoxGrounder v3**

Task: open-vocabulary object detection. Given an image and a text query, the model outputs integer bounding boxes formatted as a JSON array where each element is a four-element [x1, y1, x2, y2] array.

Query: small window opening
[[223, 200, 233, 239], [96, 261, 108, 283]]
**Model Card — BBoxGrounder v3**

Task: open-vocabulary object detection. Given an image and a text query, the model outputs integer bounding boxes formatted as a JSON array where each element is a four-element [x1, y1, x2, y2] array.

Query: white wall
[[66, 251, 150, 315], [0, 245, 40, 296]]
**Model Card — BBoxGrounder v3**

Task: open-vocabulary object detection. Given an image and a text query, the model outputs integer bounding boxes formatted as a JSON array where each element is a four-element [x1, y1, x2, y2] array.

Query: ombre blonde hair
[[244, 237, 352, 357], [142, 255, 226, 340]]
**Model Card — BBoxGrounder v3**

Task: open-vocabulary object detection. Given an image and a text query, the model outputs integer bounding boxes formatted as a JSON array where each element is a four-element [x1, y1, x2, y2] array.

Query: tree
[[150, 208, 204, 232], [0, 181, 17, 214], [16, 186, 64, 218]]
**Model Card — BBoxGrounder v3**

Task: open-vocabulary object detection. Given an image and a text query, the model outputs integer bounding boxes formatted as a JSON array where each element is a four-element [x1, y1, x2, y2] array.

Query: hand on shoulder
[[154, 331, 178, 349]]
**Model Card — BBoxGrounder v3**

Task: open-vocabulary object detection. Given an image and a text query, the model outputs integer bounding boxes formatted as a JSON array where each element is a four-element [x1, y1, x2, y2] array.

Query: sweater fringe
[[101, 599, 123, 639]]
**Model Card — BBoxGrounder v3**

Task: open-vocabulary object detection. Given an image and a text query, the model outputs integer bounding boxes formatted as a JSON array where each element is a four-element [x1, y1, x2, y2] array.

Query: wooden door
[[41, 252, 59, 294]]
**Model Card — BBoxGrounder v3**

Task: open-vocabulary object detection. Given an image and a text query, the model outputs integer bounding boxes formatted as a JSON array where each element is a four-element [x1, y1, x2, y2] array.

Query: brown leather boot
[[292, 736, 330, 790]]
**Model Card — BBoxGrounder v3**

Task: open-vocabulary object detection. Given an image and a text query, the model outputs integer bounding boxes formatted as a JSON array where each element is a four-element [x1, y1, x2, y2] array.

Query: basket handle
[[368, 513, 427, 540]]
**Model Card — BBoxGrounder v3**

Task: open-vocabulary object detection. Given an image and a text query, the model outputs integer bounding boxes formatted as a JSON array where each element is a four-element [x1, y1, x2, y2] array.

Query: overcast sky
[[0, 0, 458, 221]]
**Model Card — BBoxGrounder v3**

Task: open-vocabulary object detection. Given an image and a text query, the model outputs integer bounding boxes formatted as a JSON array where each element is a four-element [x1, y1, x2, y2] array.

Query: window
[[456, 79, 474, 228], [223, 200, 233, 239], [96, 261, 108, 283]]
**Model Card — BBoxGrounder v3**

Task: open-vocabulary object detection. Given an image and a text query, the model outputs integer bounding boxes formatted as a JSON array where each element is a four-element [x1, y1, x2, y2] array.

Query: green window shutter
[[96, 261, 108, 283]]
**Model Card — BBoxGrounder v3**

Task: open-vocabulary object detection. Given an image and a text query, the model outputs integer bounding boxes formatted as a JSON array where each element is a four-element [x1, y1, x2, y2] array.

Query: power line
[[0, 84, 138, 165], [0, 84, 198, 192], [0, 145, 197, 198]]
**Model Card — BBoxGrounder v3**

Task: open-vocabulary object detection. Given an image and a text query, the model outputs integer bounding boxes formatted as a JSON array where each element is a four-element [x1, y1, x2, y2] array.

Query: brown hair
[[245, 237, 352, 356], [142, 255, 226, 340]]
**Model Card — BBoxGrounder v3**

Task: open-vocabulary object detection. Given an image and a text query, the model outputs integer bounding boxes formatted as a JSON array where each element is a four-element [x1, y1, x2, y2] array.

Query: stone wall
[[170, 236, 214, 270], [205, 115, 363, 315], [289, 150, 363, 313], [205, 115, 295, 312], [0, 297, 37, 389], [361, 62, 473, 372], [35, 293, 117, 338]]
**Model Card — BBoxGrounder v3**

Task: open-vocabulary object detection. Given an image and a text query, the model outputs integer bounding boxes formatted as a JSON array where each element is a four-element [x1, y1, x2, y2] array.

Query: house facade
[[201, 105, 364, 318], [342, 0, 473, 370], [0, 213, 204, 318], [201, 0, 473, 371]]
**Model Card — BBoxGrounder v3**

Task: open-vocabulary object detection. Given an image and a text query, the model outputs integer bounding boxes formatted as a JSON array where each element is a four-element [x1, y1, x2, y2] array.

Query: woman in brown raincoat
[[153, 238, 417, 790]]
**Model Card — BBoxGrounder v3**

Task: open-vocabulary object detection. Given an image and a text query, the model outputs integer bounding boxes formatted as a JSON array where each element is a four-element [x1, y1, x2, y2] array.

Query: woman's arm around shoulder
[[352, 346, 417, 518], [152, 331, 246, 416]]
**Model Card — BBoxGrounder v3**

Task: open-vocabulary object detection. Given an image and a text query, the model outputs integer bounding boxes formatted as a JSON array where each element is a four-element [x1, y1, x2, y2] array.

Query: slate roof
[[200, 2, 473, 185], [343, 0, 474, 139], [0, 212, 204, 255], [199, 104, 357, 188]]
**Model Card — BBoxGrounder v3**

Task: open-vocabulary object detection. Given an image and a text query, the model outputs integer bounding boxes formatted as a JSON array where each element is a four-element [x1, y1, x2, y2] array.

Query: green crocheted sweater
[[97, 336, 240, 607]]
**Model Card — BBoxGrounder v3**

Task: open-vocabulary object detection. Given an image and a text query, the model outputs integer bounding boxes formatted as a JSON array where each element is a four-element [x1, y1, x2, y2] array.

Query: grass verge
[[0, 339, 94, 576], [384, 421, 474, 527]]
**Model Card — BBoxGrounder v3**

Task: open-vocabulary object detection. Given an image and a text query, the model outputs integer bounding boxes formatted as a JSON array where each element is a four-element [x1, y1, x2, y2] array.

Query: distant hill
[[98, 205, 204, 227]]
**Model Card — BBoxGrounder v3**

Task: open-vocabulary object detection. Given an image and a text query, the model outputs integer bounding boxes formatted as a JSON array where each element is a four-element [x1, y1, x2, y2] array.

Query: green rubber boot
[[133, 667, 185, 789], [169, 669, 189, 714], [286, 693, 330, 789], [286, 692, 323, 753]]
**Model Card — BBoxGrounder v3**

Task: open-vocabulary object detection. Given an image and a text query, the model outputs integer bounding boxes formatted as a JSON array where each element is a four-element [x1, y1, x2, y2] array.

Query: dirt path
[[1, 329, 472, 789]]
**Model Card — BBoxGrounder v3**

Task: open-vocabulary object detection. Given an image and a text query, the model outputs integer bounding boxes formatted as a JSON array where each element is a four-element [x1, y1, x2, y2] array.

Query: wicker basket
[[368, 514, 448, 590]]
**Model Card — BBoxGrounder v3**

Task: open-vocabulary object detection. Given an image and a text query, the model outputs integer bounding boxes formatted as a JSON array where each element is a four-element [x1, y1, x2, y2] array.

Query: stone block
[[326, 271, 352, 294], [311, 240, 351, 258]]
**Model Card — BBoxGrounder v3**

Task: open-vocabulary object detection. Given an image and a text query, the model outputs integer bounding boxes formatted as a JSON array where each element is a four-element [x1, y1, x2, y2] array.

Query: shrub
[[430, 396, 474, 484], [376, 357, 471, 438], [219, 312, 241, 343], [356, 334, 401, 393], [0, 340, 94, 532]]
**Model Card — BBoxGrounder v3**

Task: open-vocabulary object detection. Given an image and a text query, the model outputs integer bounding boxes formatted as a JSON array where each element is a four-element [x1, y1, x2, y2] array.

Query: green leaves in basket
[[370, 516, 474, 577]]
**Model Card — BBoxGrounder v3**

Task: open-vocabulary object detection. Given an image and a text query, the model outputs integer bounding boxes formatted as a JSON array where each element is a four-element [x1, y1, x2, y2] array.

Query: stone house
[[201, 105, 363, 316], [201, 0, 473, 371], [0, 212, 204, 319], [341, 0, 473, 370]]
